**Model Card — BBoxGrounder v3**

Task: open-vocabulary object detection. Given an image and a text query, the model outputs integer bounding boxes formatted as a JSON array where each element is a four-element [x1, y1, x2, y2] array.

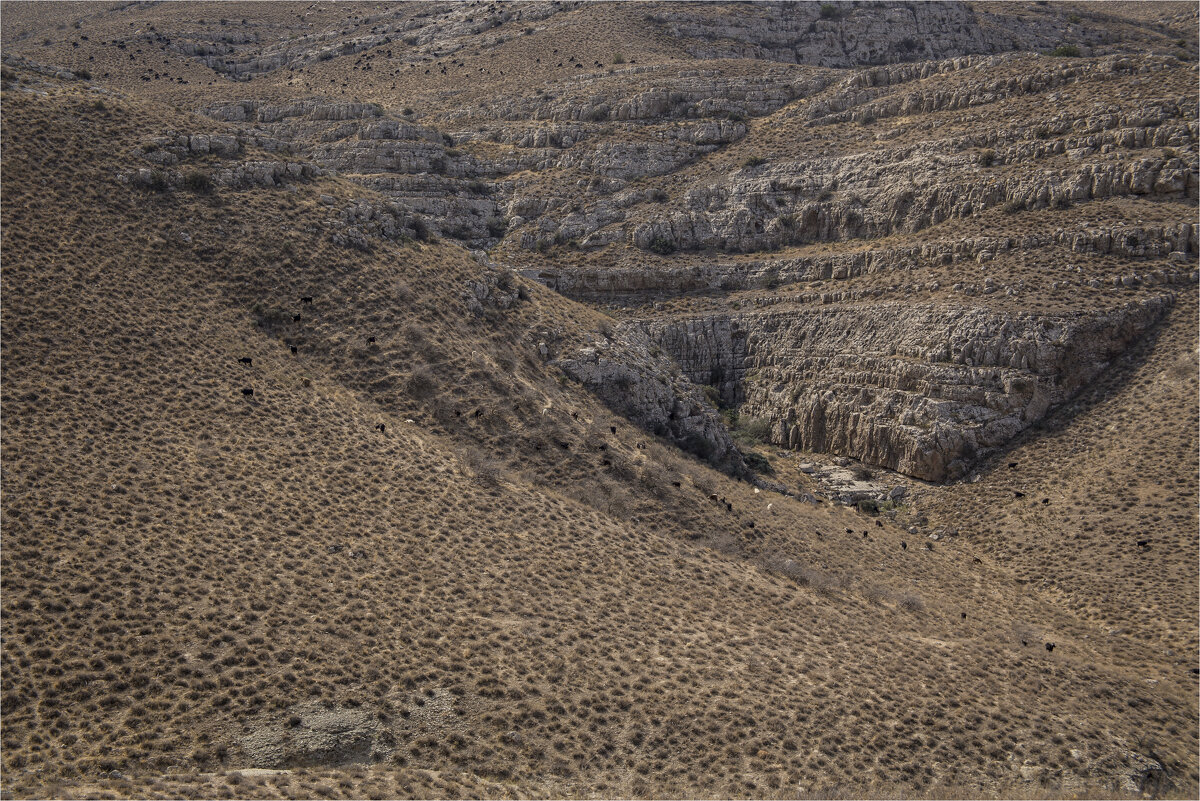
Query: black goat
[[610, 426, 616, 434], [237, 357, 253, 366], [242, 388, 254, 397], [376, 423, 386, 433], [290, 345, 298, 355], [367, 336, 376, 345], [1045, 643, 1055, 653], [901, 541, 907, 550], [292, 314, 302, 322], [301, 296, 313, 304]]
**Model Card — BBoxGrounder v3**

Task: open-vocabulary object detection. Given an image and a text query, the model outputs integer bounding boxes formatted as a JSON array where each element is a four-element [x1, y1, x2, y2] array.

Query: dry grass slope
[[1, 2, 1197, 799]]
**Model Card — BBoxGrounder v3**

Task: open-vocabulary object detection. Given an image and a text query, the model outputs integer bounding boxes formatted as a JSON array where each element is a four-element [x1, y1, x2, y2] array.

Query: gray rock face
[[554, 326, 746, 475], [656, 1, 996, 67], [636, 296, 1173, 481]]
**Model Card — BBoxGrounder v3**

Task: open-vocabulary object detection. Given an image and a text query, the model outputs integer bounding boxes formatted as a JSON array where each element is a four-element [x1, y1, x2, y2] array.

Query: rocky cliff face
[[554, 326, 747, 475], [637, 295, 1174, 481]]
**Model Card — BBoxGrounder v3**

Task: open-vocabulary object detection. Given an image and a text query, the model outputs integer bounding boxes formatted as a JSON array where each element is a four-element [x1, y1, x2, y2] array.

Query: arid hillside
[[1, 3, 1197, 799]]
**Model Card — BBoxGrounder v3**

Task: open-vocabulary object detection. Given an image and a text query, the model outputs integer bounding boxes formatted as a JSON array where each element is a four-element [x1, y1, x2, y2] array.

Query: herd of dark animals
[[229, 297, 1135, 660]]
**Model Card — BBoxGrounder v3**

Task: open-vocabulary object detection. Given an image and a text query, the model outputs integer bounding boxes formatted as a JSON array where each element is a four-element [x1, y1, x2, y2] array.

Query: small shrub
[[407, 366, 437, 400], [411, 216, 431, 241], [978, 148, 996, 167], [1002, 199, 1025, 214], [1050, 45, 1081, 57], [856, 499, 879, 515], [819, 3, 839, 20], [486, 216, 507, 237], [743, 452, 772, 474], [648, 237, 676, 255], [612, 52, 625, 64], [742, 155, 767, 168], [898, 593, 925, 613], [852, 466, 873, 481], [148, 169, 168, 192], [734, 416, 771, 445], [649, 188, 669, 203], [72, 68, 91, 79], [182, 170, 212, 193]]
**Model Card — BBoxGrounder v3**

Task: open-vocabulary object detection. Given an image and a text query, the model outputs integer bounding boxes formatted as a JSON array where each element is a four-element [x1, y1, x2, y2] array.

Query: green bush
[[742, 155, 767, 168], [72, 68, 91, 80], [819, 3, 839, 19], [1050, 45, 1081, 57], [612, 52, 625, 64], [734, 416, 772, 445], [648, 237, 676, 255], [978, 148, 996, 167], [857, 499, 879, 515], [743, 452, 773, 474]]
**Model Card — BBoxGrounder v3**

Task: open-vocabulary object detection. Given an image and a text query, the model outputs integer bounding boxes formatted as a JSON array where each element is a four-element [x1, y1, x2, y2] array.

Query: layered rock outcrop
[[635, 296, 1174, 481], [554, 328, 746, 475]]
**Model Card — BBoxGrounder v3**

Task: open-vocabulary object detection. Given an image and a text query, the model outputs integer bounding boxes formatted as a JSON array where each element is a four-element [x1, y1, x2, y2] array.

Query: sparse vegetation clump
[[1050, 44, 1082, 57], [182, 169, 212, 193]]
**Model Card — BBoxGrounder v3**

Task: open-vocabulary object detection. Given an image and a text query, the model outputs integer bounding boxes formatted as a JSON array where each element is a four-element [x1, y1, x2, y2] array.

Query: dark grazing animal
[[237, 357, 253, 366], [671, 481, 681, 488], [367, 336, 376, 345], [301, 296, 313, 304], [376, 423, 385, 433], [290, 345, 298, 355], [610, 426, 616, 434], [901, 541, 907, 550], [292, 314, 301, 322], [1045, 642, 1055, 652], [242, 388, 254, 397], [1136, 539, 1151, 549]]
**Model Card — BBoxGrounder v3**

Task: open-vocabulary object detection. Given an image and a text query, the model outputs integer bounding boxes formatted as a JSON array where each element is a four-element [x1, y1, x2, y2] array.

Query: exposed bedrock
[[532, 222, 1200, 300], [635, 295, 1173, 481], [553, 327, 747, 476], [630, 152, 1198, 254]]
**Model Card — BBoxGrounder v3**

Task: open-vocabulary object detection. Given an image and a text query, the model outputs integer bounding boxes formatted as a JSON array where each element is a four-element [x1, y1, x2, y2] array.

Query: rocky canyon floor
[[1, 2, 1197, 799]]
